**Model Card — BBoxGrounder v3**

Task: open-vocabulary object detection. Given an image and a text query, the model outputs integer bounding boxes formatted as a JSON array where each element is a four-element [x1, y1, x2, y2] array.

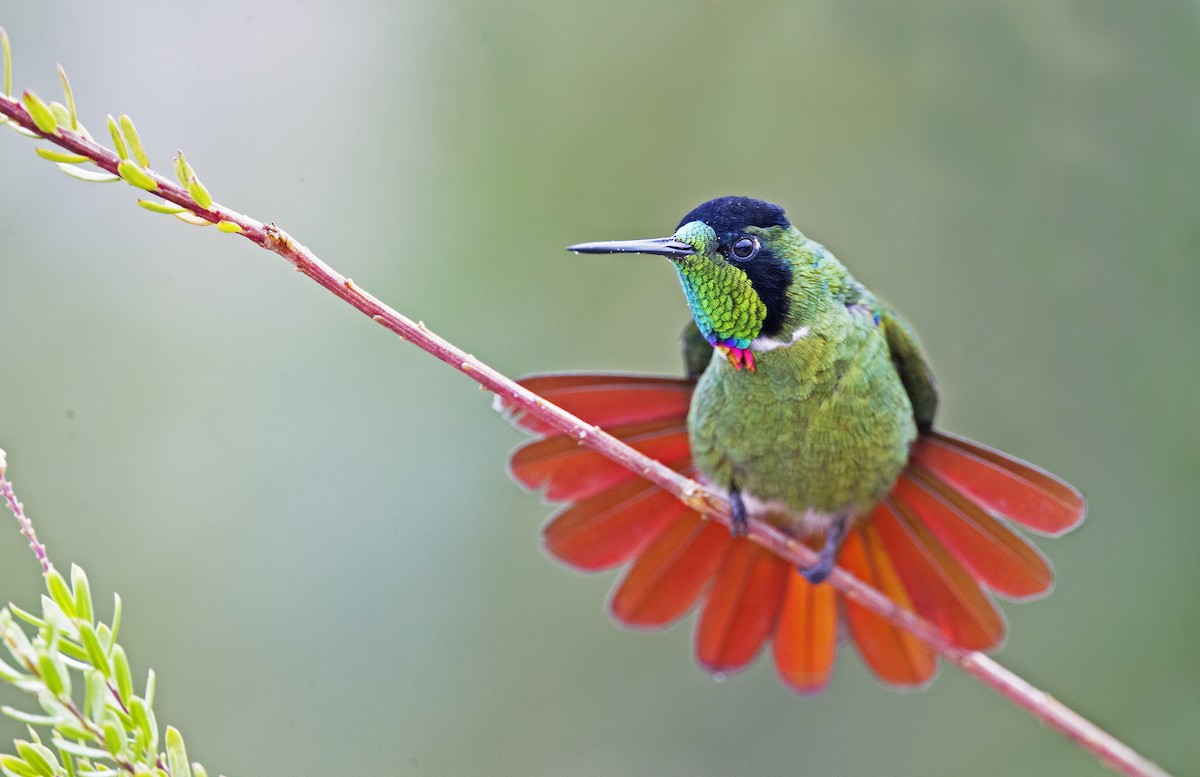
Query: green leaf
[[84, 670, 107, 723], [2, 610, 36, 664], [101, 720, 122, 755], [144, 705, 158, 752], [103, 703, 132, 734], [56, 163, 120, 183], [39, 595, 67, 625], [0, 755, 40, 777], [34, 692, 70, 721], [34, 147, 89, 164], [191, 764, 208, 777], [9, 604, 45, 629], [128, 697, 150, 744], [52, 638, 88, 664], [186, 175, 212, 210], [55, 742, 75, 777], [6, 122, 41, 139], [172, 211, 213, 227], [81, 767, 120, 777], [15, 742, 56, 777], [0, 707, 59, 727], [111, 645, 131, 703], [106, 116, 128, 161], [118, 114, 149, 168], [21, 91, 57, 134], [45, 571, 75, 620], [49, 102, 71, 127], [36, 654, 64, 697], [51, 721, 91, 741], [144, 669, 155, 707], [95, 623, 112, 654], [2, 27, 12, 97], [0, 655, 29, 683], [116, 161, 158, 192], [78, 624, 108, 675], [136, 199, 185, 215], [172, 151, 193, 188], [48, 739, 110, 761], [110, 594, 122, 644], [57, 65, 78, 130], [215, 221, 242, 234], [71, 565, 94, 624], [165, 728, 190, 777]]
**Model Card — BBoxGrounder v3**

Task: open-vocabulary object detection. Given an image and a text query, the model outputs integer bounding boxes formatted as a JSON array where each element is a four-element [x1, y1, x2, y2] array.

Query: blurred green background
[[1, 2, 1197, 775]]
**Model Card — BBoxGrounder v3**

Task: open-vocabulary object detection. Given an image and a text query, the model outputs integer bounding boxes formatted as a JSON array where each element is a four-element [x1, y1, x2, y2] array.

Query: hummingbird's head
[[569, 196, 797, 370]]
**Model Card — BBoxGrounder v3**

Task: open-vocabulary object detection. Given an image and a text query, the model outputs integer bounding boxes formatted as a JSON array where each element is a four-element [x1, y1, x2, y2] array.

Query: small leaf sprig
[[0, 28, 237, 234], [0, 450, 215, 777]]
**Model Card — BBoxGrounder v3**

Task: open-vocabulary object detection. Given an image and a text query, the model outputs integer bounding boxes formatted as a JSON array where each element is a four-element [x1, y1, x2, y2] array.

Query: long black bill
[[567, 237, 695, 259]]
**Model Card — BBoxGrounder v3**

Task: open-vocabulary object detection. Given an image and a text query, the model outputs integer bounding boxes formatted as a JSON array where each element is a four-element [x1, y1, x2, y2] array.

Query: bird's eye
[[730, 236, 759, 261]]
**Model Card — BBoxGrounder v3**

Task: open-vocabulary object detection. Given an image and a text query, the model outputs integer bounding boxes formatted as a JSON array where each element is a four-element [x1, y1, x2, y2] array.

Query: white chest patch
[[694, 474, 842, 537], [750, 325, 811, 353], [739, 492, 842, 536]]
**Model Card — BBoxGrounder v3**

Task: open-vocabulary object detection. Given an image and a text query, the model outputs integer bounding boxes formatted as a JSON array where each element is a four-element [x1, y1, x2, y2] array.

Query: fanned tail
[[501, 374, 1085, 692]]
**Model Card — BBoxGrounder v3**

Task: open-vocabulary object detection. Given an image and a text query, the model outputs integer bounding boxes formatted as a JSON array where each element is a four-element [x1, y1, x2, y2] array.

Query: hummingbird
[[500, 196, 1085, 691]]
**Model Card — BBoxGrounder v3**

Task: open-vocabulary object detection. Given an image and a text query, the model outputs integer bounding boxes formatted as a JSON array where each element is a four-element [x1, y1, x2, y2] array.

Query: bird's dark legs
[[802, 515, 849, 584], [729, 483, 749, 537], [725, 487, 847, 578]]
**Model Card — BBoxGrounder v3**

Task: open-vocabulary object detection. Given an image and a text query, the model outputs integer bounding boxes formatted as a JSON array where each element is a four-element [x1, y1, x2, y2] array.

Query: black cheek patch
[[742, 245, 792, 340]]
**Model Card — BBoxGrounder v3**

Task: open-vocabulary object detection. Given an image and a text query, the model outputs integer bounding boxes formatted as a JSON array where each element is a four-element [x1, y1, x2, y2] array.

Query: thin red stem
[[0, 451, 53, 574], [0, 93, 1172, 777]]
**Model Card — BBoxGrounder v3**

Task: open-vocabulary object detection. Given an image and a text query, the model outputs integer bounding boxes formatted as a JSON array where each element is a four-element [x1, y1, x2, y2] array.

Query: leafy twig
[[0, 451, 212, 777], [0, 34, 1171, 777]]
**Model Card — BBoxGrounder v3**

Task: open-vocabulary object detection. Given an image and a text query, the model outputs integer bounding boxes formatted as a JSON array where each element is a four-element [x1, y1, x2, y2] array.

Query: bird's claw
[[800, 515, 849, 585], [729, 485, 749, 537], [800, 553, 836, 584]]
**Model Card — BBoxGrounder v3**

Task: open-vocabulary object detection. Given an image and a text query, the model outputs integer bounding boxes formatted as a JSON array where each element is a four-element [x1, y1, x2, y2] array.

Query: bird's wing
[[879, 307, 939, 430]]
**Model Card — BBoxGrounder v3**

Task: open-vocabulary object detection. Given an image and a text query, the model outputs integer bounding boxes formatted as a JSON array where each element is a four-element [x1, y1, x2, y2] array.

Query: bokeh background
[[1, 2, 1197, 775]]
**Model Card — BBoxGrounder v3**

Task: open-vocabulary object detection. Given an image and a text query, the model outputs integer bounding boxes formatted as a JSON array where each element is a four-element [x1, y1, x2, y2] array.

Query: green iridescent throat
[[672, 221, 766, 348]]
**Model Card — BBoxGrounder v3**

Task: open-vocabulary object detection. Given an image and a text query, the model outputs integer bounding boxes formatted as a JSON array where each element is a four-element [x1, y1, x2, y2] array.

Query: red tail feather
[[893, 467, 1053, 599], [772, 568, 838, 693], [501, 374, 693, 436], [873, 498, 1004, 650], [609, 513, 731, 628], [913, 432, 1085, 535], [696, 541, 789, 673], [543, 473, 691, 571], [840, 524, 939, 686], [502, 373, 1083, 692], [510, 417, 691, 501]]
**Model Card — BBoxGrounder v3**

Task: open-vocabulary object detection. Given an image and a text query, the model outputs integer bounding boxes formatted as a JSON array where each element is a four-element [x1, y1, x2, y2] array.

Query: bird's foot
[[801, 554, 836, 584], [729, 485, 749, 537], [800, 515, 849, 584]]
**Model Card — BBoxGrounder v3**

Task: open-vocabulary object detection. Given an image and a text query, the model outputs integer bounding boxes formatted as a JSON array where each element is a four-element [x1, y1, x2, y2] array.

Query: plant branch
[[0, 449, 51, 574], [0, 456, 204, 777], [0, 90, 1172, 777]]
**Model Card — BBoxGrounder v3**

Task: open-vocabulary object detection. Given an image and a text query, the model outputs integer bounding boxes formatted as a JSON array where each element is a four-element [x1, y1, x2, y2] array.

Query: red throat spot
[[715, 345, 756, 372]]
